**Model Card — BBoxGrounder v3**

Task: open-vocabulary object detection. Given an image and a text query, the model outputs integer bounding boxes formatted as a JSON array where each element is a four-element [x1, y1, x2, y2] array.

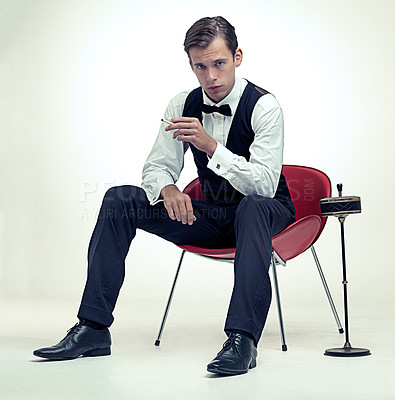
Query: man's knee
[[237, 194, 273, 214], [103, 185, 146, 204], [100, 186, 149, 221]]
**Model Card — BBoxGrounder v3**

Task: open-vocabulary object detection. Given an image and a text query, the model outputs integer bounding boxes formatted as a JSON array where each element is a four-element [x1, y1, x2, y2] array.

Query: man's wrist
[[206, 139, 218, 158], [160, 184, 179, 199]]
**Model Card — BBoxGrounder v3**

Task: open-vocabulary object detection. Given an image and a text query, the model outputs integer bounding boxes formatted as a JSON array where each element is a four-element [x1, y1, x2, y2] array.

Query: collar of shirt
[[202, 77, 247, 117]]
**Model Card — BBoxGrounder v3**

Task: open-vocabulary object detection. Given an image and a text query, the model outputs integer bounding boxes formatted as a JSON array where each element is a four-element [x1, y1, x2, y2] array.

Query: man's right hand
[[161, 184, 197, 225]]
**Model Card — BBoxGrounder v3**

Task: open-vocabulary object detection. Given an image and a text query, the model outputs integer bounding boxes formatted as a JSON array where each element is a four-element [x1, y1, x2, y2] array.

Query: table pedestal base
[[325, 342, 371, 357]]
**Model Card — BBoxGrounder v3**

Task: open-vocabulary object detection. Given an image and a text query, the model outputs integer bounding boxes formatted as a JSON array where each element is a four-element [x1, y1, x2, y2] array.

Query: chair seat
[[272, 215, 322, 262], [175, 244, 235, 260], [176, 215, 321, 263]]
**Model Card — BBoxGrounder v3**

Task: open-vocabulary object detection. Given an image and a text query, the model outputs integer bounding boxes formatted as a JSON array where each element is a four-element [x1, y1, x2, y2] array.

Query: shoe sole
[[207, 359, 256, 375], [33, 347, 111, 360], [83, 347, 111, 357]]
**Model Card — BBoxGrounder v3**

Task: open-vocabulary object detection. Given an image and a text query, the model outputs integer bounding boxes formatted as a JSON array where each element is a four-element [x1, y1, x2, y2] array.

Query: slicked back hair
[[184, 16, 238, 58]]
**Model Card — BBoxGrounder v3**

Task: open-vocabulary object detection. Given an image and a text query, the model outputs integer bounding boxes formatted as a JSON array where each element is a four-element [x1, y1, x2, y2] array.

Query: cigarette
[[161, 118, 183, 137]]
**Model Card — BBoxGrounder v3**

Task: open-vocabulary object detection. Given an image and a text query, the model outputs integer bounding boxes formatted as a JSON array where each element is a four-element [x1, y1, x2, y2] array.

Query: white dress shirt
[[141, 77, 284, 205]]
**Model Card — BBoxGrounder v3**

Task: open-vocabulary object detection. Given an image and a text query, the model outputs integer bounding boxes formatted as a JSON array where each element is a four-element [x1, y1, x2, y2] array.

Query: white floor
[[1, 295, 394, 400]]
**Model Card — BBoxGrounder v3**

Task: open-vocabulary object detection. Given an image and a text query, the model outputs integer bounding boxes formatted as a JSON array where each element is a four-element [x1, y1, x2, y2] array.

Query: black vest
[[182, 81, 295, 216]]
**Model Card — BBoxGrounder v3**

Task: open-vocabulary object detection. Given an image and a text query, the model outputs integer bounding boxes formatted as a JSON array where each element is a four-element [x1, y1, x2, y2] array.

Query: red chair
[[154, 165, 343, 350]]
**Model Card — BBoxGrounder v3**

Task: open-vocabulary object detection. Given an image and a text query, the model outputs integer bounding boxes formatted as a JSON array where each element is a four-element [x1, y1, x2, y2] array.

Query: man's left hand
[[165, 117, 217, 157]]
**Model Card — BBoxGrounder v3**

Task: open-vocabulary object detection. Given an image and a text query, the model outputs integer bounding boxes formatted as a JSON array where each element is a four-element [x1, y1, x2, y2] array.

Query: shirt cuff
[[207, 143, 234, 176], [141, 176, 174, 205]]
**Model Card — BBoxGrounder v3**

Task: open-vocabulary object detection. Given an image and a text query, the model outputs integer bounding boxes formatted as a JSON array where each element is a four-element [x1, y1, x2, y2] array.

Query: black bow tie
[[202, 104, 232, 117]]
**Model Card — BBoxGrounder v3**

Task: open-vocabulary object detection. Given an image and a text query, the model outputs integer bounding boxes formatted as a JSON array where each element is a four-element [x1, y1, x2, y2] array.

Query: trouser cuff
[[224, 317, 262, 345], [77, 304, 114, 327]]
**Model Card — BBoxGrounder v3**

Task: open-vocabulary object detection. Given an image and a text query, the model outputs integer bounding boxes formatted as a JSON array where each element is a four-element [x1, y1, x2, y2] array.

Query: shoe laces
[[66, 322, 83, 336], [222, 334, 242, 356]]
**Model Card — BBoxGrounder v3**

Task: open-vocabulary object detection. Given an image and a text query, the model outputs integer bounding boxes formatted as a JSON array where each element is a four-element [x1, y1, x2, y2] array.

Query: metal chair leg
[[311, 245, 344, 334], [155, 250, 186, 346], [271, 253, 287, 351]]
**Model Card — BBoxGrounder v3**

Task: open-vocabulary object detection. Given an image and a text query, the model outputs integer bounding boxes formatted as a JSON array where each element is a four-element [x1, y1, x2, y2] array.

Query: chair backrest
[[183, 165, 331, 238], [282, 165, 331, 238]]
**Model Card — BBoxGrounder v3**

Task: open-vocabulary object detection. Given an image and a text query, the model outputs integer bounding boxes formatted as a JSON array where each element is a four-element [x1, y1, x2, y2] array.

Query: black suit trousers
[[77, 185, 294, 344]]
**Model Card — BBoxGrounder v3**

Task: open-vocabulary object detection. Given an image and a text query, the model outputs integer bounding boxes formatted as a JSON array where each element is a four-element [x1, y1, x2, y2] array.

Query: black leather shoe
[[207, 332, 257, 375], [33, 322, 111, 360]]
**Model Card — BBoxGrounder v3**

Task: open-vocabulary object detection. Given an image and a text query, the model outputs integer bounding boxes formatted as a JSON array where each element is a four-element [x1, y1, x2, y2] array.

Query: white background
[[1, 0, 394, 314]]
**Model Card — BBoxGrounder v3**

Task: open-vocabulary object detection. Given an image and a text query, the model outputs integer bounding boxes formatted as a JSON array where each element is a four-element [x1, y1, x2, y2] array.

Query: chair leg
[[311, 245, 344, 334], [271, 253, 287, 351], [154, 250, 186, 346]]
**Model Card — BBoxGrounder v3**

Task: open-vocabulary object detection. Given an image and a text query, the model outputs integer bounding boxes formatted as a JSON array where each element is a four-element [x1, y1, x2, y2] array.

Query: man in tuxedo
[[34, 16, 295, 375]]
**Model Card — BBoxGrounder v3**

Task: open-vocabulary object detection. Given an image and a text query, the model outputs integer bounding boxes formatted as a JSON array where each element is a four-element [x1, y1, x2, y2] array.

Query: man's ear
[[234, 48, 243, 67], [189, 58, 194, 72]]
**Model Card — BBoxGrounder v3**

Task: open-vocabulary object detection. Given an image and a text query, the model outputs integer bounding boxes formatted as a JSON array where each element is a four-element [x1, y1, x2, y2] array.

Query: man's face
[[189, 36, 243, 103]]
